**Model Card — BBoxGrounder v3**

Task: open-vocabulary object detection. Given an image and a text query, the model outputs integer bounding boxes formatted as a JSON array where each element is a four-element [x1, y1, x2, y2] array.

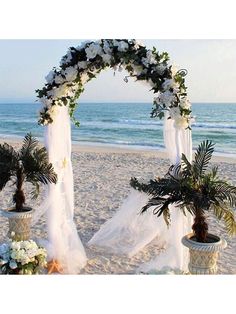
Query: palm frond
[[0, 143, 18, 190], [212, 205, 236, 236], [20, 133, 39, 158], [193, 140, 215, 177]]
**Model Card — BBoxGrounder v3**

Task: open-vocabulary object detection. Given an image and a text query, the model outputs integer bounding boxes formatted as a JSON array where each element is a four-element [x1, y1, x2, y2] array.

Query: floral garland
[[36, 39, 192, 129]]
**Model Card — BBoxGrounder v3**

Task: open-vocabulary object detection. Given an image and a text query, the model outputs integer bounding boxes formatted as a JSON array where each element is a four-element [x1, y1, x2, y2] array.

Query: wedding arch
[[36, 39, 193, 274]]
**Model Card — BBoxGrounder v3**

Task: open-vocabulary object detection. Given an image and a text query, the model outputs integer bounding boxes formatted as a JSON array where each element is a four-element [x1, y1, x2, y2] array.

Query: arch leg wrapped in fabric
[[88, 113, 193, 273]]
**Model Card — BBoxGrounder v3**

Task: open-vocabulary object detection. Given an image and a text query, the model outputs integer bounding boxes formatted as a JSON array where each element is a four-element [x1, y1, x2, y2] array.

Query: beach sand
[[0, 139, 236, 274]]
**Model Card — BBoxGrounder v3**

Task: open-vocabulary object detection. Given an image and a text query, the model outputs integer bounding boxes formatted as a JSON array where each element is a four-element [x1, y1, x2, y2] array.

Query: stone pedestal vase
[[182, 233, 227, 274], [1, 207, 34, 241]]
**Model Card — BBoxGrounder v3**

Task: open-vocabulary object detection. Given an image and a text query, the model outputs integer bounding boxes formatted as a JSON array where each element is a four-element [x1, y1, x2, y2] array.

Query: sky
[[0, 39, 236, 103]]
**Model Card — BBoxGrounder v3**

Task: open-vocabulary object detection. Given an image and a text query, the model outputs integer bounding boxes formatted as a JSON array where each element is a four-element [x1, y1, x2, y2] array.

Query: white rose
[[174, 116, 189, 129], [60, 50, 73, 66], [45, 70, 55, 84], [54, 75, 65, 84], [169, 106, 181, 119], [40, 96, 52, 108], [101, 54, 112, 64], [11, 241, 21, 250], [77, 61, 88, 69], [117, 41, 129, 52], [158, 91, 176, 106], [9, 260, 18, 269], [132, 39, 144, 49], [162, 79, 179, 92], [142, 50, 157, 67], [180, 98, 191, 110], [85, 43, 102, 59], [156, 63, 167, 75], [47, 84, 68, 99], [63, 66, 78, 82], [103, 40, 112, 54]]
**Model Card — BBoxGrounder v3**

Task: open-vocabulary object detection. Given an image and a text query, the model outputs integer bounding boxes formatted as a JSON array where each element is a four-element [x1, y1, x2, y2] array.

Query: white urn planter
[[1, 207, 34, 241], [182, 233, 227, 274]]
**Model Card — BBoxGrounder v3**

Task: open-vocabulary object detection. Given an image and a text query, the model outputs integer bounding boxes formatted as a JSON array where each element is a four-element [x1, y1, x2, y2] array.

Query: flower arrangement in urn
[[131, 140, 236, 274], [0, 133, 57, 240], [0, 238, 47, 274]]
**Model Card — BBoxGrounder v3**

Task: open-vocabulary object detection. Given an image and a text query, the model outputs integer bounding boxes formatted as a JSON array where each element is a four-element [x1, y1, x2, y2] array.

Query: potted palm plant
[[130, 140, 236, 274], [0, 133, 57, 241]]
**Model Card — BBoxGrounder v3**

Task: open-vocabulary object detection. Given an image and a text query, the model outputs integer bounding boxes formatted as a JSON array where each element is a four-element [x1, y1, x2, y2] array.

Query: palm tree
[[0, 133, 57, 212], [130, 140, 236, 243]]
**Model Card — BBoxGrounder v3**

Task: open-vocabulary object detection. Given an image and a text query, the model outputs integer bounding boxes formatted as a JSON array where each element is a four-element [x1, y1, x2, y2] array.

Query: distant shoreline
[[1, 136, 236, 164]]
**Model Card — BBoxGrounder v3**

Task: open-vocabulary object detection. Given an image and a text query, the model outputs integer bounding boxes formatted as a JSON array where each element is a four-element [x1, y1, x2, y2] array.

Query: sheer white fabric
[[32, 106, 87, 274], [88, 112, 193, 273]]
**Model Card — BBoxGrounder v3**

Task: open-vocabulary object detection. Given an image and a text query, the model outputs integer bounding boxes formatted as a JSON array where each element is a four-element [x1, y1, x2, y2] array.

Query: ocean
[[0, 102, 236, 156]]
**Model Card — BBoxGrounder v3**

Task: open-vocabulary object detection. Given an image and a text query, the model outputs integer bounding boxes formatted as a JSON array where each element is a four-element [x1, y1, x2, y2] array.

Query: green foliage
[[131, 141, 236, 237], [0, 133, 57, 211]]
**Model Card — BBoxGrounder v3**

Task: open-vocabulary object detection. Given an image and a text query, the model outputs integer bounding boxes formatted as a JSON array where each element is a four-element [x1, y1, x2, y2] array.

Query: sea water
[[0, 102, 235, 156]]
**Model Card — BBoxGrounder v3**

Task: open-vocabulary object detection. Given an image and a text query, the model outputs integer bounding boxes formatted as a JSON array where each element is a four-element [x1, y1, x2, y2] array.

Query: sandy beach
[[0, 139, 235, 274]]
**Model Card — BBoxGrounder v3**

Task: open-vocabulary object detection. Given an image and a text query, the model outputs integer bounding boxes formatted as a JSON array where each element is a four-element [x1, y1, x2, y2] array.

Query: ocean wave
[[193, 122, 236, 130]]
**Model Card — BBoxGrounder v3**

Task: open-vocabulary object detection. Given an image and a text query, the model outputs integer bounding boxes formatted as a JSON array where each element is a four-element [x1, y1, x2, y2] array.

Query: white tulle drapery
[[33, 106, 87, 274], [88, 112, 193, 273]]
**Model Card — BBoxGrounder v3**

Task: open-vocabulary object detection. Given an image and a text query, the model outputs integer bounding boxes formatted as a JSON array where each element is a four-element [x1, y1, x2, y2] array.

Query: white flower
[[77, 61, 88, 69], [11, 241, 21, 250], [101, 54, 112, 64], [45, 70, 55, 84], [85, 43, 102, 59], [117, 41, 129, 52], [158, 91, 176, 106], [132, 39, 144, 50], [132, 64, 143, 76], [80, 73, 90, 85], [103, 40, 112, 54], [0, 243, 8, 254], [60, 50, 73, 66], [174, 116, 189, 129], [47, 84, 68, 99], [47, 105, 59, 119], [40, 96, 53, 108], [156, 63, 167, 75], [9, 260, 18, 269], [54, 75, 65, 84], [142, 50, 157, 67], [162, 79, 179, 92], [169, 106, 181, 119], [63, 66, 78, 82], [180, 97, 191, 110]]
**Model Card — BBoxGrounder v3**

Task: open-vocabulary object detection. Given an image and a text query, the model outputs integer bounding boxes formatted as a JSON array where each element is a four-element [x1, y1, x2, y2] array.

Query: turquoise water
[[0, 102, 236, 156]]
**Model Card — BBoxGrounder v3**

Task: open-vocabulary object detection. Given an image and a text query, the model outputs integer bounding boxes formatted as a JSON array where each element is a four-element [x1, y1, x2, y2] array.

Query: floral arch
[[35, 39, 193, 274]]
